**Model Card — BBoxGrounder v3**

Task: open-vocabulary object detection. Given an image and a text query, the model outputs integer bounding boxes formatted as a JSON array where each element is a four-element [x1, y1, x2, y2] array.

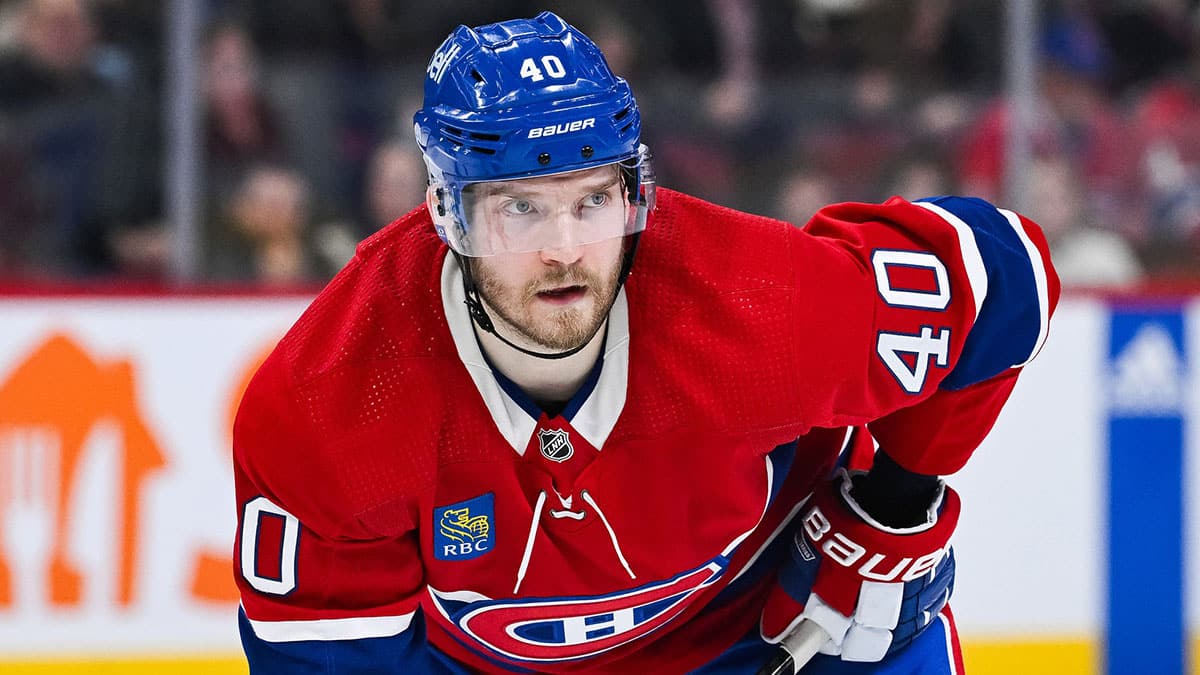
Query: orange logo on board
[[0, 333, 166, 609]]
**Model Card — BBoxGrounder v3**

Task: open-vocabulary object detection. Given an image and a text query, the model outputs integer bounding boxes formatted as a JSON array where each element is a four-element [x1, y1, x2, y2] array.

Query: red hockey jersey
[[233, 189, 1058, 673]]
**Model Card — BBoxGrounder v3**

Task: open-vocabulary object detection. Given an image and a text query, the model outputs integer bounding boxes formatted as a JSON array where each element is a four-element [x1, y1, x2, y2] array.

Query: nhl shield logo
[[537, 428, 574, 463]]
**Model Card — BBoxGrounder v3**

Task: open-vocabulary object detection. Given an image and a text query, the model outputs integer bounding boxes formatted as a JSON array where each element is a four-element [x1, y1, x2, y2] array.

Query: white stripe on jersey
[[938, 612, 959, 675], [998, 208, 1051, 367], [247, 607, 416, 642], [721, 453, 776, 557], [913, 201, 989, 321]]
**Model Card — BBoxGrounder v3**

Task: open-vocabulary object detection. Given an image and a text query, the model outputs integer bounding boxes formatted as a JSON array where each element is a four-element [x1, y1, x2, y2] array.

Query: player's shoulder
[[641, 188, 798, 292], [233, 205, 454, 532], [620, 189, 809, 436], [634, 188, 803, 330], [651, 187, 796, 246], [278, 204, 454, 381]]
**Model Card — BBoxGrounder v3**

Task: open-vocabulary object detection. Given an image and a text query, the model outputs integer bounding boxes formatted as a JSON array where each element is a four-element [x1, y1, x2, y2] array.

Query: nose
[[539, 242, 583, 266], [538, 211, 583, 265]]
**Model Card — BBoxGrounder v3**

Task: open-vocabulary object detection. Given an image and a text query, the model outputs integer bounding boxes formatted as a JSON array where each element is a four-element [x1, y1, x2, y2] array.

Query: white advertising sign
[[0, 295, 1194, 666]]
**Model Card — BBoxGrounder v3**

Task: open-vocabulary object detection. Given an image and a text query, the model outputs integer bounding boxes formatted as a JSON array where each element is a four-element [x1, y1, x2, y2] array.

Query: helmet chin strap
[[454, 233, 641, 361]]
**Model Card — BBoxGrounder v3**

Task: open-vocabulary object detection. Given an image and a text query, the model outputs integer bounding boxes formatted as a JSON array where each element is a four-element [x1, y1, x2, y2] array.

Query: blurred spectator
[[772, 168, 839, 227], [788, 0, 1001, 88], [569, 5, 639, 79], [1134, 62, 1200, 173], [91, 0, 162, 71], [957, 3, 1135, 226], [909, 91, 975, 148], [242, 0, 529, 65], [286, 137, 428, 274], [0, 134, 42, 276], [363, 138, 426, 233], [901, 0, 1002, 88], [700, 0, 761, 130], [89, 0, 166, 278], [0, 0, 136, 276], [0, 0, 101, 112], [108, 221, 170, 279], [203, 20, 286, 204], [1127, 9, 1200, 278], [1026, 155, 1142, 288], [209, 165, 336, 285], [1097, 0, 1192, 96], [803, 66, 912, 198], [593, 0, 752, 209], [244, 2, 533, 219], [878, 149, 955, 202], [3, 1, 1199, 284]]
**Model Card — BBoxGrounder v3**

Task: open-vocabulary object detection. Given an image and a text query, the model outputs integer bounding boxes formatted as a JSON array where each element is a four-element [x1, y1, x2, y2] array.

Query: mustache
[[524, 266, 600, 297]]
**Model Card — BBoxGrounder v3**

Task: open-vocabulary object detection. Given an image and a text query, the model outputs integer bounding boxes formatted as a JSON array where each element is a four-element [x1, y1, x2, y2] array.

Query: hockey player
[[233, 12, 1059, 674]]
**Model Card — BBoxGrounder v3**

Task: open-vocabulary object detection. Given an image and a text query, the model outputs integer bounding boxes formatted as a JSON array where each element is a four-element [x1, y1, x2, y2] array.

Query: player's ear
[[425, 185, 439, 217], [425, 184, 456, 224]]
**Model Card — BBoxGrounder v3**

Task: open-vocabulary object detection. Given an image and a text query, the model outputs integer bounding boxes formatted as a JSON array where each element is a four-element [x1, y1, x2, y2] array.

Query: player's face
[[469, 166, 626, 351]]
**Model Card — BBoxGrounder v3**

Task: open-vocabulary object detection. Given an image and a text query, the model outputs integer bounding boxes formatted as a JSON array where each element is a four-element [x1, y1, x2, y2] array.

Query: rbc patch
[[434, 493, 495, 561]]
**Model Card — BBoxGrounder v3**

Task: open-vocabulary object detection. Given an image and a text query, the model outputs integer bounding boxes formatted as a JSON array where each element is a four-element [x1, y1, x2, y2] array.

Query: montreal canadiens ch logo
[[432, 560, 726, 662], [537, 428, 574, 463]]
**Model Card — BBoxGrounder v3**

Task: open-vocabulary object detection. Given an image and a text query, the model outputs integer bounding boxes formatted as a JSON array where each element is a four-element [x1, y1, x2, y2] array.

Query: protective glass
[[443, 147, 654, 257]]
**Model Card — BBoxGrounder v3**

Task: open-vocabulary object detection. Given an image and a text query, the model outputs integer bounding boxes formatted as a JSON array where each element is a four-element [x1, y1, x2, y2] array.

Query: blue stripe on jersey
[[239, 607, 481, 674], [561, 346, 607, 421], [916, 196, 1042, 390], [488, 361, 544, 419]]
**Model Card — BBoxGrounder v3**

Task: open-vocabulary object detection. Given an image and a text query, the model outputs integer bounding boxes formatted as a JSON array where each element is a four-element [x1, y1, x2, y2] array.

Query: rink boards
[[0, 293, 1195, 674]]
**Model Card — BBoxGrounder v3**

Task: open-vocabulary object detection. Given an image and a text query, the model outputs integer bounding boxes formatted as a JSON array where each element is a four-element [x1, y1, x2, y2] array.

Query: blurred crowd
[[1, 0, 1199, 288]]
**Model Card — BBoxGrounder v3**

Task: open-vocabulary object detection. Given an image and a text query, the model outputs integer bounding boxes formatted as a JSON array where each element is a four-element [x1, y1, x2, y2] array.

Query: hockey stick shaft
[[755, 620, 828, 675]]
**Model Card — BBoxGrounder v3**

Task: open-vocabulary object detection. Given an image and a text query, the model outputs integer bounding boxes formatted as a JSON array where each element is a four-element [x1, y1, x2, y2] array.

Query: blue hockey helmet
[[413, 11, 654, 257]]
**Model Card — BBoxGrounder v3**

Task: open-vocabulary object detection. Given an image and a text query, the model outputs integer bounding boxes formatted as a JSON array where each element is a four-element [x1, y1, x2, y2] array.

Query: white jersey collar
[[439, 253, 629, 454]]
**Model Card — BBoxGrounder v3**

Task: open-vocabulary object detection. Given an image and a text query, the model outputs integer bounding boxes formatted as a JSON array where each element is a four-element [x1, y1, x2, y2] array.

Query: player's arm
[[822, 196, 1058, 629], [762, 195, 1059, 662], [787, 195, 1058, 439], [233, 354, 454, 674]]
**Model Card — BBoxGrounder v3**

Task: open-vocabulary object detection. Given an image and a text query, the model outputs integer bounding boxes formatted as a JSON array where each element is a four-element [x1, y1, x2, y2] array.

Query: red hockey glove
[[761, 468, 958, 662]]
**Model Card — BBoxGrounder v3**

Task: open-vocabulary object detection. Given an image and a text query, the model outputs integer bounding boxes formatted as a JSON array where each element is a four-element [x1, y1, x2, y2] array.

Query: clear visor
[[440, 148, 654, 257]]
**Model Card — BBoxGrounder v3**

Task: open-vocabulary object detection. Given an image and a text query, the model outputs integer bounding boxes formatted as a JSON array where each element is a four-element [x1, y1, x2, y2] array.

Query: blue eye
[[503, 199, 534, 215], [585, 193, 608, 207]]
